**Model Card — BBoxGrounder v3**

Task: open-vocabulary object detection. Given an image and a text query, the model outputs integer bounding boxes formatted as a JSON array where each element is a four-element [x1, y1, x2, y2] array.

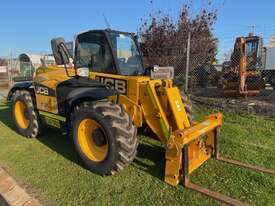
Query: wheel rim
[[14, 100, 30, 129], [77, 118, 108, 162]]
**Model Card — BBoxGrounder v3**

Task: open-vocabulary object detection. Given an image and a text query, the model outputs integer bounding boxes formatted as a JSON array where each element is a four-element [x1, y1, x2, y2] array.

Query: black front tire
[[72, 100, 138, 175]]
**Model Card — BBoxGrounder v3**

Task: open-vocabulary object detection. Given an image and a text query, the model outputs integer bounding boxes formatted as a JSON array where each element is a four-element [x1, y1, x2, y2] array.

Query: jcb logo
[[36, 86, 49, 96], [95, 76, 127, 94]]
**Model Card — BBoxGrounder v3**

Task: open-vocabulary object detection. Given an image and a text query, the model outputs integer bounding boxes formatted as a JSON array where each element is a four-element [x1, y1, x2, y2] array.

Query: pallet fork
[[181, 127, 275, 206]]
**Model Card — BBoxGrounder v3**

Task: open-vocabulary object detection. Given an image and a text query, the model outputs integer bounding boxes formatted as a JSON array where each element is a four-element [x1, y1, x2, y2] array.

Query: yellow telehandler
[[7, 29, 275, 205]]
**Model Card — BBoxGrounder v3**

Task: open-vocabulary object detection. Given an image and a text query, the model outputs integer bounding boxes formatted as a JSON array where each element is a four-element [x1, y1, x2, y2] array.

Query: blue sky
[[1, 0, 275, 60]]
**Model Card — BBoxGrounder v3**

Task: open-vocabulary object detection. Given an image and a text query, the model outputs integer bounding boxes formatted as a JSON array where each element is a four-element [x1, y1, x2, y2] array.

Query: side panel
[[89, 72, 150, 127], [34, 66, 121, 118], [33, 66, 72, 114], [116, 95, 142, 127], [90, 72, 150, 103], [35, 94, 59, 113]]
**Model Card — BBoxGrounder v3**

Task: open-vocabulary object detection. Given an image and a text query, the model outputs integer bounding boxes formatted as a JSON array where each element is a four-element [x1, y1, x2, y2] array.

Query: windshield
[[110, 32, 143, 75], [246, 40, 259, 70], [246, 40, 258, 57]]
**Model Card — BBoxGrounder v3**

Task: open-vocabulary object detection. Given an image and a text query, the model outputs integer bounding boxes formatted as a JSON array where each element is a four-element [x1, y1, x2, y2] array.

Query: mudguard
[[67, 87, 119, 107], [54, 77, 120, 116], [6, 81, 33, 101], [66, 87, 119, 112]]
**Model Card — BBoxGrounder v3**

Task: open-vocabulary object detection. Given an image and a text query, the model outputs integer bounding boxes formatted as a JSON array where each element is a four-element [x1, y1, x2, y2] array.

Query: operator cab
[[244, 36, 262, 70], [74, 30, 144, 76], [230, 35, 262, 71], [51, 29, 173, 80]]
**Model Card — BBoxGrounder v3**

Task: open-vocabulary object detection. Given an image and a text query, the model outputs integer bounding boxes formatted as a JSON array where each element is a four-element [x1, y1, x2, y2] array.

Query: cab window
[[110, 33, 143, 75], [75, 32, 115, 74]]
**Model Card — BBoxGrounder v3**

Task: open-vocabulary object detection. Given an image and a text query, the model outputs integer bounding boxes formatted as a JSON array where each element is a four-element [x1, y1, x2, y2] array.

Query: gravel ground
[[191, 87, 275, 118], [192, 87, 275, 102]]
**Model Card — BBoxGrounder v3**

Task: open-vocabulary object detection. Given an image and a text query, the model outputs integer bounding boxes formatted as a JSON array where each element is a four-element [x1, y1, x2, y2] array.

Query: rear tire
[[11, 90, 40, 138], [72, 100, 138, 175]]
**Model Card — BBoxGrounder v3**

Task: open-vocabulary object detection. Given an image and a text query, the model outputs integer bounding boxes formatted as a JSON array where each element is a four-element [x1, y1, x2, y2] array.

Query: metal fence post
[[185, 32, 191, 92], [9, 51, 12, 87]]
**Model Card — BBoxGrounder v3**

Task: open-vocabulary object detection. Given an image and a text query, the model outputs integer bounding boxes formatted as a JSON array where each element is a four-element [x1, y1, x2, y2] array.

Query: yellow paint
[[14, 100, 29, 129], [165, 87, 190, 129], [34, 64, 223, 186], [39, 111, 66, 122], [34, 66, 74, 114], [77, 118, 108, 162], [90, 71, 150, 103], [36, 95, 59, 114], [165, 113, 222, 185], [116, 95, 142, 127]]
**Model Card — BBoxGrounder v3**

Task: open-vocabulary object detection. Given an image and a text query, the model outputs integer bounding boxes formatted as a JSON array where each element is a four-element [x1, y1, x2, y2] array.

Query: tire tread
[[72, 99, 138, 175]]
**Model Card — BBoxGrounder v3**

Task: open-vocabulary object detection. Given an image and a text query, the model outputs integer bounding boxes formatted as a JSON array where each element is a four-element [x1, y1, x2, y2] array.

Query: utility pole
[[185, 32, 191, 92]]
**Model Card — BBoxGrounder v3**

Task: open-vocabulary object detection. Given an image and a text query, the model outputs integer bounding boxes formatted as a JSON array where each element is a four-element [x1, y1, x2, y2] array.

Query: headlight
[[77, 67, 89, 77], [153, 65, 160, 72]]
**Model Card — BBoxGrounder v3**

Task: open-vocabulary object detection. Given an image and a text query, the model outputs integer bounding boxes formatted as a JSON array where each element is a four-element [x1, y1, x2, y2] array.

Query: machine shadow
[[0, 104, 16, 131], [0, 103, 85, 170], [0, 104, 165, 180], [133, 137, 165, 181], [37, 130, 85, 168]]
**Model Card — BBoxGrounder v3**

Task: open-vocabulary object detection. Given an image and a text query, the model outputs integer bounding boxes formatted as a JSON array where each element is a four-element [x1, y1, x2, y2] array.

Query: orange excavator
[[222, 34, 265, 97]]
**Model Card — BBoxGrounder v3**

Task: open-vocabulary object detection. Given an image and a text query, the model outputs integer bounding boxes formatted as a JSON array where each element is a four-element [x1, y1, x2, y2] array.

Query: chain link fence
[[2, 36, 275, 117], [8, 60, 35, 83], [143, 34, 275, 118], [0, 55, 55, 90]]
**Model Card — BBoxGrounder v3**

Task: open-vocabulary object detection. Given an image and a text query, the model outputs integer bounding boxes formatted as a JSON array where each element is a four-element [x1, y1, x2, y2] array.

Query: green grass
[[0, 101, 274, 206]]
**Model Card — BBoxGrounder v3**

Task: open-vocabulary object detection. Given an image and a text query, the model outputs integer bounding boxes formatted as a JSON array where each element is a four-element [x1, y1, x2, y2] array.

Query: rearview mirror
[[51, 37, 71, 65]]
